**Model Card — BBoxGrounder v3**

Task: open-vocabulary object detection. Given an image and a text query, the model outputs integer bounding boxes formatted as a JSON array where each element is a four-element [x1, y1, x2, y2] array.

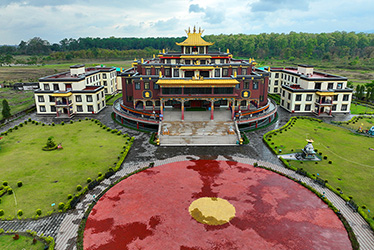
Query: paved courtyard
[[1, 107, 372, 250]]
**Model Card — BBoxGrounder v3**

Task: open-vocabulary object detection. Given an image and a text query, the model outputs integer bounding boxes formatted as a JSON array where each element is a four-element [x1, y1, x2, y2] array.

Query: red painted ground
[[84, 160, 351, 250]]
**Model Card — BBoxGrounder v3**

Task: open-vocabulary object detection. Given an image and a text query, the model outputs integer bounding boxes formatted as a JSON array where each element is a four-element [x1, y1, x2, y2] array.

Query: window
[[242, 68, 247, 75], [98, 103, 100, 110], [88, 105, 94, 112], [165, 68, 171, 77], [173, 69, 179, 77], [341, 104, 348, 111], [185, 60, 191, 65], [222, 68, 228, 77], [145, 68, 151, 75], [332, 105, 337, 111], [328, 83, 334, 89], [166, 59, 171, 64], [235, 84, 240, 90], [154, 83, 159, 90], [305, 104, 311, 111], [253, 81, 258, 90], [103, 74, 107, 79], [135, 82, 141, 90], [306, 94, 312, 101], [53, 84, 59, 91], [162, 87, 182, 95], [287, 103, 290, 109], [155, 100, 160, 106], [244, 81, 249, 89], [39, 106, 46, 112], [275, 73, 279, 78], [213, 87, 233, 94], [282, 91, 285, 97], [240, 100, 246, 106], [220, 59, 224, 64], [274, 80, 279, 86], [51, 106, 56, 112], [127, 96, 133, 102], [44, 84, 50, 90], [38, 96, 44, 102], [232, 68, 237, 76], [146, 101, 153, 106], [295, 104, 301, 111], [102, 100, 104, 107], [315, 82, 321, 90], [200, 60, 206, 64], [104, 81, 107, 86], [176, 59, 180, 64], [333, 95, 338, 101], [343, 94, 349, 101], [215, 69, 220, 77], [101, 92, 104, 97], [274, 87, 278, 93], [295, 94, 302, 101], [337, 83, 342, 89], [155, 68, 160, 75], [144, 82, 150, 90], [97, 93, 100, 100], [281, 99, 284, 106], [86, 95, 93, 102], [77, 105, 83, 112], [288, 93, 291, 99], [49, 96, 55, 102]]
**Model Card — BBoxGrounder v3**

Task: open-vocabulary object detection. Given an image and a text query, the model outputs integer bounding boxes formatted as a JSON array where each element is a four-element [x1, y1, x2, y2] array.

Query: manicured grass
[[106, 93, 122, 106], [0, 88, 34, 117], [0, 120, 128, 219], [266, 118, 374, 218], [338, 116, 374, 132], [350, 103, 374, 114], [0, 234, 45, 250]]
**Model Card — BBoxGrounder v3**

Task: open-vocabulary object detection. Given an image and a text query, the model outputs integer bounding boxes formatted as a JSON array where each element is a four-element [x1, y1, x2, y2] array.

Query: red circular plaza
[[84, 160, 351, 250]]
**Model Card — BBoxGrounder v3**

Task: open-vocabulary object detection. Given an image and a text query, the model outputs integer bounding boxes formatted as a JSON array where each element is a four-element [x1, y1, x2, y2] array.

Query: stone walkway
[[1, 107, 371, 249]]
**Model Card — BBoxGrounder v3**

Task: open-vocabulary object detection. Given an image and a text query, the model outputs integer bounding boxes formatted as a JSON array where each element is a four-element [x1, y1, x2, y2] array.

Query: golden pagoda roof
[[176, 27, 214, 46], [316, 91, 338, 96]]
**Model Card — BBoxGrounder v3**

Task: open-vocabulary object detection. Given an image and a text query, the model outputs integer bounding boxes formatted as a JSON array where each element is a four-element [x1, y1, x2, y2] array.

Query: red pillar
[[231, 101, 235, 120], [269, 116, 271, 123], [210, 101, 214, 120], [114, 113, 116, 119], [137, 122, 139, 129], [255, 121, 258, 128], [121, 118, 123, 124], [181, 101, 184, 121]]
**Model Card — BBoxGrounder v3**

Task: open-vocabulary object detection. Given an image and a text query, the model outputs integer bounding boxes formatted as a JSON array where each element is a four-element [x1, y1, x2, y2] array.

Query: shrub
[[67, 194, 73, 199], [61, 121, 64, 125], [76, 185, 82, 191], [315, 162, 318, 164], [36, 209, 42, 216], [17, 210, 23, 216], [0, 209, 4, 216], [2, 181, 8, 186], [42, 123, 45, 126], [117, 131, 122, 135], [79, 119, 82, 122], [362, 205, 367, 209], [70, 120, 74, 124], [85, 117, 88, 120], [328, 161, 332, 164], [58, 202, 65, 209], [52, 122, 55, 126], [31, 120, 35, 124], [323, 155, 328, 160], [106, 128, 111, 131], [14, 125, 18, 130], [87, 178, 92, 183], [13, 234, 19, 240], [98, 172, 102, 177], [28, 118, 31, 122], [7, 188, 13, 195], [17, 181, 22, 187]]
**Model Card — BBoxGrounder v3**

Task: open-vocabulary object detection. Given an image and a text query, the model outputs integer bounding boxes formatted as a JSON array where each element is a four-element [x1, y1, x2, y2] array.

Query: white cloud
[[0, 0, 373, 45]]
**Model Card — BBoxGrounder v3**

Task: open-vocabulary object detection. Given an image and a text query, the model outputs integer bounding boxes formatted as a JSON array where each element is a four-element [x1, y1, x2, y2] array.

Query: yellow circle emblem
[[188, 197, 236, 226]]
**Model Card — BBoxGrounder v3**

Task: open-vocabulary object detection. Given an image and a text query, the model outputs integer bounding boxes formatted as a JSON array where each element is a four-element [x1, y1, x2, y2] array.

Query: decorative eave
[[156, 78, 239, 87], [51, 92, 72, 97], [179, 66, 215, 70], [180, 55, 212, 59], [316, 91, 338, 96]]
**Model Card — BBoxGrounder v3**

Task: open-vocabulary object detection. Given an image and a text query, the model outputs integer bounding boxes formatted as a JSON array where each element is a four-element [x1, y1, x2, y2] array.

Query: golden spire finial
[[193, 26, 196, 33], [227, 48, 230, 53], [159, 71, 162, 78], [141, 58, 144, 63]]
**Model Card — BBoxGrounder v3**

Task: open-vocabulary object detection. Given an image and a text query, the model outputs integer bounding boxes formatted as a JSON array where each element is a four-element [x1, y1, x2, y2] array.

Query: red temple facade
[[114, 27, 276, 131]]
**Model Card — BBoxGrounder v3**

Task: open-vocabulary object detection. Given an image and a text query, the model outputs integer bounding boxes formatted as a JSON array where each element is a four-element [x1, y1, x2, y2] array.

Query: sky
[[0, 0, 373, 45]]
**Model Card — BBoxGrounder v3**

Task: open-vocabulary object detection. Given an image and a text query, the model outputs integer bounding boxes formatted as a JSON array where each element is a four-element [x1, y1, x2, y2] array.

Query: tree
[[2, 99, 11, 119]]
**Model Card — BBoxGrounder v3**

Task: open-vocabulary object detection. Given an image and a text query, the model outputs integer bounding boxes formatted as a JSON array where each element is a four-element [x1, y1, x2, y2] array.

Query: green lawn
[[106, 93, 123, 106], [0, 120, 128, 218], [0, 88, 34, 117], [0, 234, 45, 250], [350, 103, 374, 114], [339, 116, 374, 132], [266, 118, 374, 217]]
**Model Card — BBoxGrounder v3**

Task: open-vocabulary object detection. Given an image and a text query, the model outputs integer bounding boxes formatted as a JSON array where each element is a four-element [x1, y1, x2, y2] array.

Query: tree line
[[1, 31, 374, 63]]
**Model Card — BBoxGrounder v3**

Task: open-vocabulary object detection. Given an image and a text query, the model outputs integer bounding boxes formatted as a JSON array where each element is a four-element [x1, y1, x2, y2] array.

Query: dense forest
[[1, 31, 374, 65]]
